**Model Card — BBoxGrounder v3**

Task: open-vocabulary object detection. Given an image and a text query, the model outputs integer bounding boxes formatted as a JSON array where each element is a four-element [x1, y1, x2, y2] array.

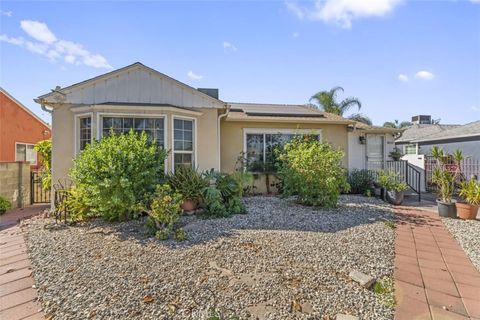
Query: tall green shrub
[[278, 137, 349, 207], [34, 139, 52, 190], [70, 130, 168, 221]]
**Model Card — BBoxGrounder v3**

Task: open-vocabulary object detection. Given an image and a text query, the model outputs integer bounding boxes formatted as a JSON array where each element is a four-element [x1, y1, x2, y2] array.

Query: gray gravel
[[23, 195, 395, 320], [442, 216, 480, 271]]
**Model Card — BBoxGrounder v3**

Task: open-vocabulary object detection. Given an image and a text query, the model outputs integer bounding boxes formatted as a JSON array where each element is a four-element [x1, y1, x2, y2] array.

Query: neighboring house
[[0, 87, 51, 168], [35, 62, 401, 193]]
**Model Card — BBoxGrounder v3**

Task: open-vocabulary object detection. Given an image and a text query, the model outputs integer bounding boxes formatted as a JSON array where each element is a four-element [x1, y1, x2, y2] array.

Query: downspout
[[34, 98, 53, 114], [217, 104, 231, 171]]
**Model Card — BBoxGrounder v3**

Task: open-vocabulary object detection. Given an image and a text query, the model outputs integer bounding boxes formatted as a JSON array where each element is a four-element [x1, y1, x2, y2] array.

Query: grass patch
[[383, 220, 396, 229], [373, 277, 396, 307]]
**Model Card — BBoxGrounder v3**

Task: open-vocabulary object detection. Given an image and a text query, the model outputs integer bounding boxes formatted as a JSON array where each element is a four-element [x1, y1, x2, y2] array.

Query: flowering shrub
[[277, 137, 349, 207]]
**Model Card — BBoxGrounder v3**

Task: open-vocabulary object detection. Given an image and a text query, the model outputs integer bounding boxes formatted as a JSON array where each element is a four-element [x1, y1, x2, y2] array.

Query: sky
[[1, 0, 479, 126]]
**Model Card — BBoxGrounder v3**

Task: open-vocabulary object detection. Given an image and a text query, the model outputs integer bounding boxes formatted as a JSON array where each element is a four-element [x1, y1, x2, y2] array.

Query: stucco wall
[[0, 162, 30, 208], [348, 131, 397, 170], [220, 120, 349, 173], [50, 106, 220, 189], [0, 91, 51, 167]]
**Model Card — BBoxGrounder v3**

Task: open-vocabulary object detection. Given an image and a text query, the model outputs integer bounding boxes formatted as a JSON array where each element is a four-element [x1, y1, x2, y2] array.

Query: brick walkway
[[0, 206, 47, 320], [394, 207, 480, 320]]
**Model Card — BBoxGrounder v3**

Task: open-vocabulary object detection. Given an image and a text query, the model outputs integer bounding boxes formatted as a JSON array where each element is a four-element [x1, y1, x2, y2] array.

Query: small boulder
[[348, 270, 375, 288]]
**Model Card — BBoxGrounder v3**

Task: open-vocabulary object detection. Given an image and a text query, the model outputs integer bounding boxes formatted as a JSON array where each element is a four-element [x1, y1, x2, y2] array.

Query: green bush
[[169, 166, 208, 204], [378, 170, 408, 192], [0, 196, 11, 215], [348, 169, 375, 195], [70, 130, 168, 221], [147, 184, 183, 239], [277, 137, 350, 207], [201, 171, 246, 217], [34, 139, 52, 190]]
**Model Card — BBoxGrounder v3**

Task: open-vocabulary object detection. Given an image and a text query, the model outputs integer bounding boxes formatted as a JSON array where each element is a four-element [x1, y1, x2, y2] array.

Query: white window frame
[[15, 142, 37, 165], [242, 128, 322, 172], [403, 143, 418, 155], [74, 112, 94, 155], [171, 115, 197, 172]]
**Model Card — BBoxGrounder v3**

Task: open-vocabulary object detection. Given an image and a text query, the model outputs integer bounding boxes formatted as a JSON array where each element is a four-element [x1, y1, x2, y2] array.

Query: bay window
[[173, 118, 194, 169], [101, 116, 165, 149], [79, 116, 92, 151]]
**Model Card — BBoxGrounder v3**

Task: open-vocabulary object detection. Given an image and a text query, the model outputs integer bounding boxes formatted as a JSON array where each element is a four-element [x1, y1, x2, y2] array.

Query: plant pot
[[380, 188, 386, 201], [437, 200, 457, 218], [386, 190, 405, 205], [181, 199, 197, 212], [455, 202, 479, 220]]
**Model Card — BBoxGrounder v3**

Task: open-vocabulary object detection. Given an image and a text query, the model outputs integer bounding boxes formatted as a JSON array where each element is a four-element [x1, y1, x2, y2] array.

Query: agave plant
[[430, 147, 464, 203]]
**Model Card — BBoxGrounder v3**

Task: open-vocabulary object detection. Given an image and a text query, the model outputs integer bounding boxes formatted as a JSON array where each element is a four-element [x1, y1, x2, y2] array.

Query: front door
[[366, 134, 385, 171]]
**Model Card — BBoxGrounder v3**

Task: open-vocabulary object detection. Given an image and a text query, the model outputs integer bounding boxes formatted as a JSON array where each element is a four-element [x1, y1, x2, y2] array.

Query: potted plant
[[378, 170, 408, 205], [389, 147, 403, 161], [431, 147, 463, 218], [169, 166, 208, 212], [456, 179, 480, 220]]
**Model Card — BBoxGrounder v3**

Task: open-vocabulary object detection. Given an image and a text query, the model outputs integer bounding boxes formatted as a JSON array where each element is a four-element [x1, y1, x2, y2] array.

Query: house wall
[[50, 106, 220, 189], [347, 131, 397, 170], [0, 91, 51, 167]]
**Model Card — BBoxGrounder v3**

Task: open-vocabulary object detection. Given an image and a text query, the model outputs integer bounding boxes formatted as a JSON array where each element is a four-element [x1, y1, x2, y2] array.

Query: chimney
[[411, 115, 432, 124], [197, 88, 219, 99]]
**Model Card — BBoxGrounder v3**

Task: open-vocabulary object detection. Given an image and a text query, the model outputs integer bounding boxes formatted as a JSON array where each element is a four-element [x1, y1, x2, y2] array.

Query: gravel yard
[[442, 216, 480, 271], [23, 195, 395, 320]]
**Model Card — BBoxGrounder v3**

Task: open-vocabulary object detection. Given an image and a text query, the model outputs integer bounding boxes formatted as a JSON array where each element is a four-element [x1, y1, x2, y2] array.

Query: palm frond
[[349, 113, 372, 125], [339, 97, 361, 115]]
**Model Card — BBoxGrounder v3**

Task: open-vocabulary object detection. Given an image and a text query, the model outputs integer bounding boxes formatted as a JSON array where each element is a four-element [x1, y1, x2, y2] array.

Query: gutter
[[34, 98, 53, 114], [217, 104, 231, 170]]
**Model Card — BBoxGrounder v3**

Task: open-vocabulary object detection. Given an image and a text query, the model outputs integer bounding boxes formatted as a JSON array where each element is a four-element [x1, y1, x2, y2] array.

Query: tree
[[383, 120, 412, 129], [309, 87, 371, 125]]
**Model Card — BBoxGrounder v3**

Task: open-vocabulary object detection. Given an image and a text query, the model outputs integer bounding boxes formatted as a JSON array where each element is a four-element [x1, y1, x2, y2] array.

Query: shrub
[[458, 179, 480, 205], [34, 139, 52, 190], [378, 170, 408, 193], [201, 171, 246, 217], [70, 130, 168, 221], [277, 137, 350, 207], [169, 166, 208, 204], [148, 184, 183, 232], [0, 196, 11, 215], [348, 169, 375, 195]]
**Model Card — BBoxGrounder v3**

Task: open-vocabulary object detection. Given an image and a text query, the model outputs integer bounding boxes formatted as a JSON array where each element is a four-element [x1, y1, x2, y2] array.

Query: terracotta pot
[[181, 199, 197, 212], [455, 202, 479, 220], [437, 200, 457, 218]]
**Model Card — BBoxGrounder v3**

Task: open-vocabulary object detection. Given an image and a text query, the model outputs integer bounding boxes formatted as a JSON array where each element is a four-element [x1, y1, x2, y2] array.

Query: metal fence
[[425, 156, 480, 192], [30, 170, 51, 204]]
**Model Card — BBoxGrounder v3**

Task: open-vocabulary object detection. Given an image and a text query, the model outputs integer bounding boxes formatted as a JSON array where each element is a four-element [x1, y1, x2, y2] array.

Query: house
[[35, 62, 401, 193], [396, 115, 480, 159], [0, 87, 51, 168]]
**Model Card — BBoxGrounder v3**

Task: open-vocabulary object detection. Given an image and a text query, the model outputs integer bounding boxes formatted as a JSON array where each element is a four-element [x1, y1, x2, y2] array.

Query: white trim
[[74, 112, 93, 156], [14, 142, 37, 165], [71, 104, 204, 116], [242, 128, 322, 171], [171, 115, 197, 172]]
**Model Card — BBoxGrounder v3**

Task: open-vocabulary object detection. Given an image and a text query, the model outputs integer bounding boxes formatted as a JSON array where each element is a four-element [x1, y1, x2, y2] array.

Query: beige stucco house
[[36, 62, 400, 193]]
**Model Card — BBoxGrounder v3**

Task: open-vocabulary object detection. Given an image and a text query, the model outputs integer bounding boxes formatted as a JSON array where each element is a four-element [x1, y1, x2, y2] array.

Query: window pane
[[174, 153, 193, 169], [183, 120, 192, 130], [16, 144, 26, 161], [145, 118, 155, 129], [79, 117, 92, 151], [174, 129, 183, 141], [123, 118, 133, 128], [135, 118, 145, 129], [26, 146, 37, 164], [103, 117, 113, 128], [174, 119, 183, 129], [155, 119, 164, 130], [246, 134, 264, 171]]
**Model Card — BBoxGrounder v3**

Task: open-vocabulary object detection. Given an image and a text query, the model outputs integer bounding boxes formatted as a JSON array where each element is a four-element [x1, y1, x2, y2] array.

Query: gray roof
[[395, 124, 460, 143], [412, 120, 480, 143]]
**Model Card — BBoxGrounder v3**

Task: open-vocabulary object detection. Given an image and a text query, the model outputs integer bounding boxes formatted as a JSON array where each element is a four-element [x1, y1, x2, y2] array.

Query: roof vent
[[197, 88, 219, 99]]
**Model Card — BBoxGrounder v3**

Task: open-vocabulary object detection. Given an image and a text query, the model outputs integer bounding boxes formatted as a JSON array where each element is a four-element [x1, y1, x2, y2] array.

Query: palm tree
[[383, 120, 412, 129], [309, 86, 371, 125]]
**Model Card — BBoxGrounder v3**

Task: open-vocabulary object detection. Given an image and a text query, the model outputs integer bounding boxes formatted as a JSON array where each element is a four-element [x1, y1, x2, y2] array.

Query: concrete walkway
[[394, 206, 480, 320], [0, 206, 47, 320]]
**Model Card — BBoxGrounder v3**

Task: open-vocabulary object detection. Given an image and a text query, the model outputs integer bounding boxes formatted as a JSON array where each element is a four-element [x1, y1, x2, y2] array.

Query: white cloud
[[292, 32, 300, 38], [285, 0, 404, 29], [0, 20, 112, 69], [20, 20, 57, 44], [470, 0, 480, 3], [187, 71, 203, 80], [472, 106, 479, 112], [223, 41, 237, 52], [0, 10, 13, 17], [414, 70, 435, 80], [398, 74, 409, 82]]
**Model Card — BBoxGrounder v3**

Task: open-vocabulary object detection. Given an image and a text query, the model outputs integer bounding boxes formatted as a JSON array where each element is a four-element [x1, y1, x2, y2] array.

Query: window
[[404, 144, 417, 155], [79, 117, 92, 151], [245, 130, 320, 172], [173, 118, 194, 169], [16, 143, 37, 165], [101, 116, 165, 148]]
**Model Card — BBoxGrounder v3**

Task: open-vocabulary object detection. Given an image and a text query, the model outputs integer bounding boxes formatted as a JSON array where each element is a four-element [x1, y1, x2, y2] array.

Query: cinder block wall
[[0, 162, 31, 208]]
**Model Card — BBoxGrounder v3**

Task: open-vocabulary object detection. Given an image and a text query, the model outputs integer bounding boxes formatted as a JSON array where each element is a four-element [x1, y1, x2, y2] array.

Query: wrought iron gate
[[30, 171, 51, 204]]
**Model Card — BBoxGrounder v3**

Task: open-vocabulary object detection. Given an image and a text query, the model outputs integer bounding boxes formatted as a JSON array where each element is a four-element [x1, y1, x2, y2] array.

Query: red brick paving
[[394, 206, 480, 320], [0, 206, 47, 320]]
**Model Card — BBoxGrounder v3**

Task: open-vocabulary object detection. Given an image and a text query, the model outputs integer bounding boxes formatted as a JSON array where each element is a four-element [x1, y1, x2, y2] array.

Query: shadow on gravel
[[46, 196, 395, 249]]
